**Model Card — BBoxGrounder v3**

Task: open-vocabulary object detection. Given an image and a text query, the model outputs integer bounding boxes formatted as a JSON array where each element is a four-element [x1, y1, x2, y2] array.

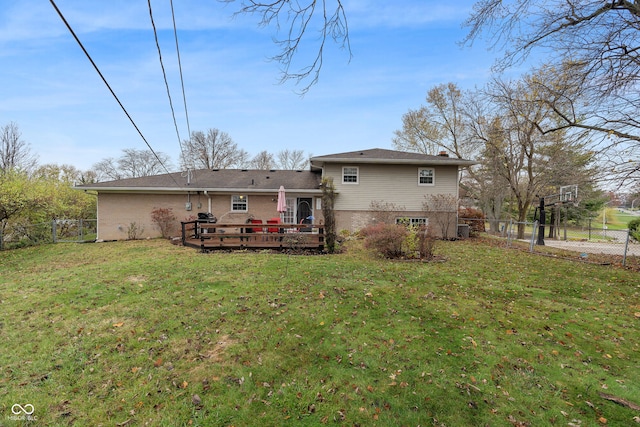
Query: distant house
[[76, 148, 475, 241]]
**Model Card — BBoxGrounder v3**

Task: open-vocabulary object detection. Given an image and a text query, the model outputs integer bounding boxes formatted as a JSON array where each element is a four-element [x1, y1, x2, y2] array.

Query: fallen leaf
[[192, 394, 201, 406], [113, 322, 124, 328], [598, 416, 607, 424], [153, 358, 163, 368]]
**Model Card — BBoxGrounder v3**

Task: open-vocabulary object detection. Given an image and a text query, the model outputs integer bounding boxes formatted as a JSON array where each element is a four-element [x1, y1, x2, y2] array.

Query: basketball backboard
[[559, 185, 579, 204]]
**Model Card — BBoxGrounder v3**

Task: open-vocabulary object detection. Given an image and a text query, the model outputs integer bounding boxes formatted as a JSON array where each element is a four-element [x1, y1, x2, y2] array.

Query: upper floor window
[[342, 166, 359, 184], [418, 168, 435, 186], [231, 195, 248, 211]]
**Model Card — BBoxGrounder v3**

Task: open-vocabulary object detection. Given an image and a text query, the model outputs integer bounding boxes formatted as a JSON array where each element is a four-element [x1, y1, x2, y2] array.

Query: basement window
[[396, 217, 429, 226]]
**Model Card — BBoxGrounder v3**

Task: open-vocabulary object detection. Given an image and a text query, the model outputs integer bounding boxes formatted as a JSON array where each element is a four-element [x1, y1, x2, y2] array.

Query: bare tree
[[0, 121, 38, 173], [93, 157, 122, 181], [93, 149, 172, 181], [223, 0, 351, 94], [483, 76, 564, 238], [393, 76, 597, 235], [423, 194, 458, 239], [464, 0, 640, 187], [250, 150, 276, 170], [180, 129, 248, 170], [118, 148, 172, 178], [393, 83, 478, 159], [277, 149, 308, 170], [369, 200, 406, 225]]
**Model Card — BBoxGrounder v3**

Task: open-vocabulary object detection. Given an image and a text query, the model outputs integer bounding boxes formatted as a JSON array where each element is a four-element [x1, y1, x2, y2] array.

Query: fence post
[[0, 227, 3, 250], [52, 220, 57, 243], [79, 219, 84, 241], [563, 206, 568, 241], [530, 221, 538, 252], [623, 229, 630, 267]]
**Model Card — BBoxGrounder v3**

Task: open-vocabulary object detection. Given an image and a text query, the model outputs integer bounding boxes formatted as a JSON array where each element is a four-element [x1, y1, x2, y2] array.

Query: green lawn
[[0, 239, 638, 426], [598, 208, 638, 230]]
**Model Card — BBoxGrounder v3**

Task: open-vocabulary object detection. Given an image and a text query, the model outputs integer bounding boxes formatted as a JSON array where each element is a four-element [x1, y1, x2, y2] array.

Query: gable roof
[[76, 148, 476, 193], [310, 148, 476, 168], [77, 169, 322, 193]]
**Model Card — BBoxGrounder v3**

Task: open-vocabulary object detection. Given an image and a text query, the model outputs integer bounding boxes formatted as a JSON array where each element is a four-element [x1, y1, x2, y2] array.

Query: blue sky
[[1, 0, 501, 171]]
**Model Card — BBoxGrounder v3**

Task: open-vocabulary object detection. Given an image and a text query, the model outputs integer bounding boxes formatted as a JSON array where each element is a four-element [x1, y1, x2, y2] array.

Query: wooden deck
[[180, 220, 325, 251]]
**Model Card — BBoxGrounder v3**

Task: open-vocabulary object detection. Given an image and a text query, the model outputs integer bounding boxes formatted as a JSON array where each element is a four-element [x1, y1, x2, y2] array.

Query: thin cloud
[[345, 0, 473, 28]]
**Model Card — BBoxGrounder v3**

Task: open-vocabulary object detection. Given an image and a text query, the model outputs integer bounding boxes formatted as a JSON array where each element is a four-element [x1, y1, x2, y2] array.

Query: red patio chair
[[250, 219, 264, 232], [267, 218, 280, 233]]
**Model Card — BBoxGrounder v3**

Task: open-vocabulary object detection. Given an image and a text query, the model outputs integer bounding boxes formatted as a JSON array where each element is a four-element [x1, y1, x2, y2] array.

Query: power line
[[147, 0, 187, 164], [48, 0, 182, 187], [169, 0, 197, 180], [170, 0, 193, 148]]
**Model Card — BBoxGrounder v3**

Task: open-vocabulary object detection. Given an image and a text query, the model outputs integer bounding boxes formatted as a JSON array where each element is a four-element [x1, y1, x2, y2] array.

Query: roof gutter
[[74, 186, 323, 194], [310, 158, 477, 167]]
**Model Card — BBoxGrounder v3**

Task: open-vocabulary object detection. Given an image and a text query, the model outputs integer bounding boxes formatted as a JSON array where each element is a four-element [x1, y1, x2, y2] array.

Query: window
[[342, 166, 359, 184], [231, 195, 247, 211], [397, 217, 428, 226], [418, 168, 435, 185], [283, 197, 295, 223]]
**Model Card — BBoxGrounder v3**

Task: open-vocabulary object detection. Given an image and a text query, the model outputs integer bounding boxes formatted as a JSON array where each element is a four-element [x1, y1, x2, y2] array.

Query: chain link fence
[[0, 219, 97, 250], [459, 218, 638, 268]]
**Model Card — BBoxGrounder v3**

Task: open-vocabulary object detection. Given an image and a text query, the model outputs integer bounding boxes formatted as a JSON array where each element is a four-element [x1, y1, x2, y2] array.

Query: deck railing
[[180, 220, 325, 251]]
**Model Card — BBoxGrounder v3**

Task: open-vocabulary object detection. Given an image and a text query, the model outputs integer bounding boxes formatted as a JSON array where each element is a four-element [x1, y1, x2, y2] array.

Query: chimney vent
[[438, 151, 449, 157]]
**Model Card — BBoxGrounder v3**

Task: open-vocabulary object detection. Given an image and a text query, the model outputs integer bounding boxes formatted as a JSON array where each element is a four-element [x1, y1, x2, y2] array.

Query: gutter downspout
[[204, 191, 212, 213]]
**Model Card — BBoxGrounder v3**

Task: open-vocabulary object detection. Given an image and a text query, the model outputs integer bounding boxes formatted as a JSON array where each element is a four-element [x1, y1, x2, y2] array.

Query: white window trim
[[418, 167, 435, 186], [342, 166, 359, 184], [231, 195, 248, 212]]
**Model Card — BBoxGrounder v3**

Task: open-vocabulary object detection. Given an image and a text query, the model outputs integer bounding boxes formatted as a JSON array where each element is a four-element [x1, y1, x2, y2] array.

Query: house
[[76, 148, 475, 241]]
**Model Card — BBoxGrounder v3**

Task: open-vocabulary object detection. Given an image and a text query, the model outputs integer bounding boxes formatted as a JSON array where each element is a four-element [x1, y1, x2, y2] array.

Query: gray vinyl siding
[[325, 163, 459, 211]]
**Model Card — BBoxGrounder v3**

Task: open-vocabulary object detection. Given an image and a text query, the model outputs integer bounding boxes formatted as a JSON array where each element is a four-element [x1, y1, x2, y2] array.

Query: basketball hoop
[[559, 185, 579, 206]]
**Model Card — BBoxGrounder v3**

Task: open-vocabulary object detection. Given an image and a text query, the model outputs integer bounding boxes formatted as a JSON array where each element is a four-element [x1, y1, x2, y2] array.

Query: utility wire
[[170, 0, 192, 147], [147, 0, 187, 164], [49, 0, 182, 188], [169, 0, 197, 180]]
